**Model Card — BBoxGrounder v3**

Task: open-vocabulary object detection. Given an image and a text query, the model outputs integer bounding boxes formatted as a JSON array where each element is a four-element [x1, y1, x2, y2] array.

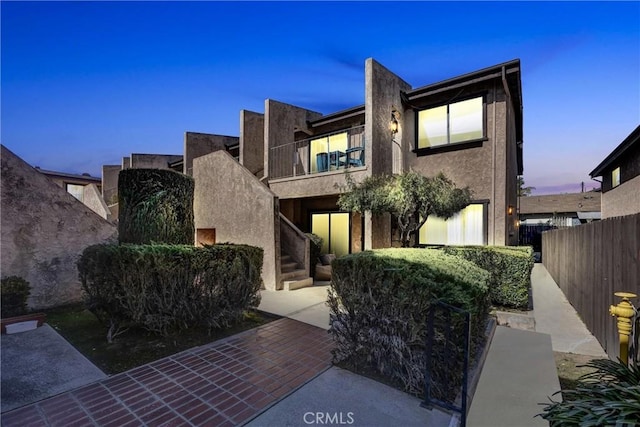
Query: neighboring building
[[36, 167, 111, 220], [519, 192, 601, 227], [589, 125, 640, 219], [192, 58, 523, 290]]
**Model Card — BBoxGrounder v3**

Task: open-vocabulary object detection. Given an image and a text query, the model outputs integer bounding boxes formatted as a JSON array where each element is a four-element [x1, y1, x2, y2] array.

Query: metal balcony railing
[[269, 125, 365, 180]]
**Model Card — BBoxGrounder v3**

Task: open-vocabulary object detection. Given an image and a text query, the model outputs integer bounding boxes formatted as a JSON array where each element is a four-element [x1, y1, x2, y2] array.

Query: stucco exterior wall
[[240, 110, 265, 177], [1, 145, 118, 310], [102, 165, 121, 206], [264, 100, 322, 179], [407, 86, 511, 245], [82, 184, 111, 220], [130, 153, 182, 170], [365, 59, 412, 249], [601, 174, 640, 219], [184, 132, 238, 177], [270, 168, 368, 200], [193, 151, 280, 291]]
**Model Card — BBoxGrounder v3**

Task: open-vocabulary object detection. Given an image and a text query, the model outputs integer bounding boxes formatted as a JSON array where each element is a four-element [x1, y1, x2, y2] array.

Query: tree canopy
[[517, 176, 535, 197], [337, 171, 472, 247]]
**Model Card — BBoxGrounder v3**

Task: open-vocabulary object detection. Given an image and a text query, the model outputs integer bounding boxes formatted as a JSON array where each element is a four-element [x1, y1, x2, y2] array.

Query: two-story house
[[589, 125, 640, 219], [189, 58, 523, 291]]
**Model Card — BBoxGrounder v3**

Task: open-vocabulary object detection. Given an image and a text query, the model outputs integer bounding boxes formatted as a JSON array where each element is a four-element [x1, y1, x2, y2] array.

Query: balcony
[[269, 126, 365, 180]]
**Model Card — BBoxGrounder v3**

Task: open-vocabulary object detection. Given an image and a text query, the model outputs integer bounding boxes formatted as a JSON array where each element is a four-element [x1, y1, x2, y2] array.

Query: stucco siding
[[102, 165, 121, 205], [240, 110, 265, 177], [270, 168, 368, 200], [193, 151, 279, 290], [406, 87, 512, 245], [184, 132, 238, 177], [601, 174, 640, 219], [82, 184, 111, 220], [265, 100, 322, 180], [1, 145, 118, 309], [130, 153, 182, 170]]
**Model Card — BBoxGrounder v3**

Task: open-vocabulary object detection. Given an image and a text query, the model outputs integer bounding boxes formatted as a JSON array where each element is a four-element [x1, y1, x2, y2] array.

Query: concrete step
[[281, 269, 308, 281], [283, 277, 314, 291], [281, 261, 299, 272]]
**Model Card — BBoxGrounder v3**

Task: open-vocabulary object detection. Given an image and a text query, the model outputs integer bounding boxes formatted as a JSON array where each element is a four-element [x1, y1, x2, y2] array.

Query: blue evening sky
[[2, 1, 639, 195]]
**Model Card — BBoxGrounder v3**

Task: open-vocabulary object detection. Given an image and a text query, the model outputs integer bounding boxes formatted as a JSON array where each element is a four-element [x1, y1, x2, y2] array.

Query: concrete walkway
[[467, 263, 607, 426], [531, 264, 607, 357], [1, 324, 107, 413]]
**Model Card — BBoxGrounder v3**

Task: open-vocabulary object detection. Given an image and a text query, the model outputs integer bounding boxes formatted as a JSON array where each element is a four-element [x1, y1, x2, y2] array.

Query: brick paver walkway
[[1, 318, 334, 427]]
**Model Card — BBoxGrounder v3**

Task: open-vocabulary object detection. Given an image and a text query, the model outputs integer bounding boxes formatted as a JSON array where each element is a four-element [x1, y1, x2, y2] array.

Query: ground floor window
[[311, 212, 350, 256], [418, 203, 486, 245]]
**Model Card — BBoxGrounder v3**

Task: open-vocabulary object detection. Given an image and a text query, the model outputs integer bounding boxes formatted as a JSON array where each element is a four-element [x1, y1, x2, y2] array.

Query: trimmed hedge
[[78, 243, 263, 337], [1, 276, 31, 318], [328, 248, 491, 396], [443, 245, 535, 309], [118, 169, 195, 245]]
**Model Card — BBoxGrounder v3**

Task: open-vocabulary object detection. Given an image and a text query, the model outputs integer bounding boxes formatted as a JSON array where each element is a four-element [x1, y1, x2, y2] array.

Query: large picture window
[[418, 203, 485, 245], [417, 96, 484, 149]]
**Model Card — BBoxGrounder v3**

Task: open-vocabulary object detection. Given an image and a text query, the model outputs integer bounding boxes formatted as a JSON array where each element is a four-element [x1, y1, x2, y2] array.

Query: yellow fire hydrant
[[609, 292, 637, 366]]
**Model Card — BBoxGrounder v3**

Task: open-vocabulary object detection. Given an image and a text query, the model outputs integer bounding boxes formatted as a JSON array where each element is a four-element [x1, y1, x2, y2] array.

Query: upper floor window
[[612, 167, 621, 188], [66, 183, 84, 202], [417, 96, 484, 149]]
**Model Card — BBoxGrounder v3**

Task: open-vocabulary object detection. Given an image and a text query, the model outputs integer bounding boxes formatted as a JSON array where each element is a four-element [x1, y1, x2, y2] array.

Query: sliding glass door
[[311, 212, 350, 256]]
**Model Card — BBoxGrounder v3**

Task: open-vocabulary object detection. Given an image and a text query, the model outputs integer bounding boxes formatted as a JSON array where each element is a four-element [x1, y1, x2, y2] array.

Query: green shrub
[[306, 233, 323, 278], [118, 169, 195, 245], [328, 248, 491, 396], [539, 359, 640, 426], [78, 243, 263, 338], [1, 276, 31, 318], [443, 245, 534, 309]]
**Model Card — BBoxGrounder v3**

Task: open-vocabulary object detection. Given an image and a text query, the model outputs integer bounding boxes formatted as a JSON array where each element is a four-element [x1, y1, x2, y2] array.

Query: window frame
[[612, 167, 621, 188], [414, 93, 487, 155]]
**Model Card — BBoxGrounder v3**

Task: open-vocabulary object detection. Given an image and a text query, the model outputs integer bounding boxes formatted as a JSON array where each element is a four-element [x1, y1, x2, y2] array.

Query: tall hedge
[[443, 245, 535, 309], [118, 169, 194, 244], [328, 248, 491, 396], [78, 243, 263, 336]]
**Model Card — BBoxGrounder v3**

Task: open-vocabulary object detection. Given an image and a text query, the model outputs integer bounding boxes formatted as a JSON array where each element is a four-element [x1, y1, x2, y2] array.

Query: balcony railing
[[269, 125, 365, 180]]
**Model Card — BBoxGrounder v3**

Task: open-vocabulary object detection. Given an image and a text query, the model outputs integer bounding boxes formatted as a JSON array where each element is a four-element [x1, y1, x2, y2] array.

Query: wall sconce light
[[508, 205, 514, 215], [390, 112, 399, 134]]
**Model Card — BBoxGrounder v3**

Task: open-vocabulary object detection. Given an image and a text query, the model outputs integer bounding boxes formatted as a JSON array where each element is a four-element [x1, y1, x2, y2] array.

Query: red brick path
[[1, 318, 334, 427]]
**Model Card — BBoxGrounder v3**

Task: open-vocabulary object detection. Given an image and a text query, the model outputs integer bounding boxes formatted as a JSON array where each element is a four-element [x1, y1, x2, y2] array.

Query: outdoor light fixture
[[390, 112, 399, 134], [508, 205, 514, 215]]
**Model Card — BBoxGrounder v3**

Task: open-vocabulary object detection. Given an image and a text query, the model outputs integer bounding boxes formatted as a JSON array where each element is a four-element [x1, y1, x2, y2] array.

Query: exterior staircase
[[280, 251, 313, 291]]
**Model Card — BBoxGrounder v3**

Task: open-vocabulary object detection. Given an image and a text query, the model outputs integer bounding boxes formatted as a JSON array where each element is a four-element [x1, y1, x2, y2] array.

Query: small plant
[[539, 358, 640, 426], [306, 233, 323, 278], [1, 276, 31, 318]]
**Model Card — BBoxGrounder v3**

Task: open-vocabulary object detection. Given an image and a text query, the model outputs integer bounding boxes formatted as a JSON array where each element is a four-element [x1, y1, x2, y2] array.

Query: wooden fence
[[542, 213, 640, 360]]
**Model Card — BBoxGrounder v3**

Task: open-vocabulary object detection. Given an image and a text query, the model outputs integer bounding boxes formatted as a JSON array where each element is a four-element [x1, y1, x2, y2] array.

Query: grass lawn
[[43, 304, 279, 375]]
